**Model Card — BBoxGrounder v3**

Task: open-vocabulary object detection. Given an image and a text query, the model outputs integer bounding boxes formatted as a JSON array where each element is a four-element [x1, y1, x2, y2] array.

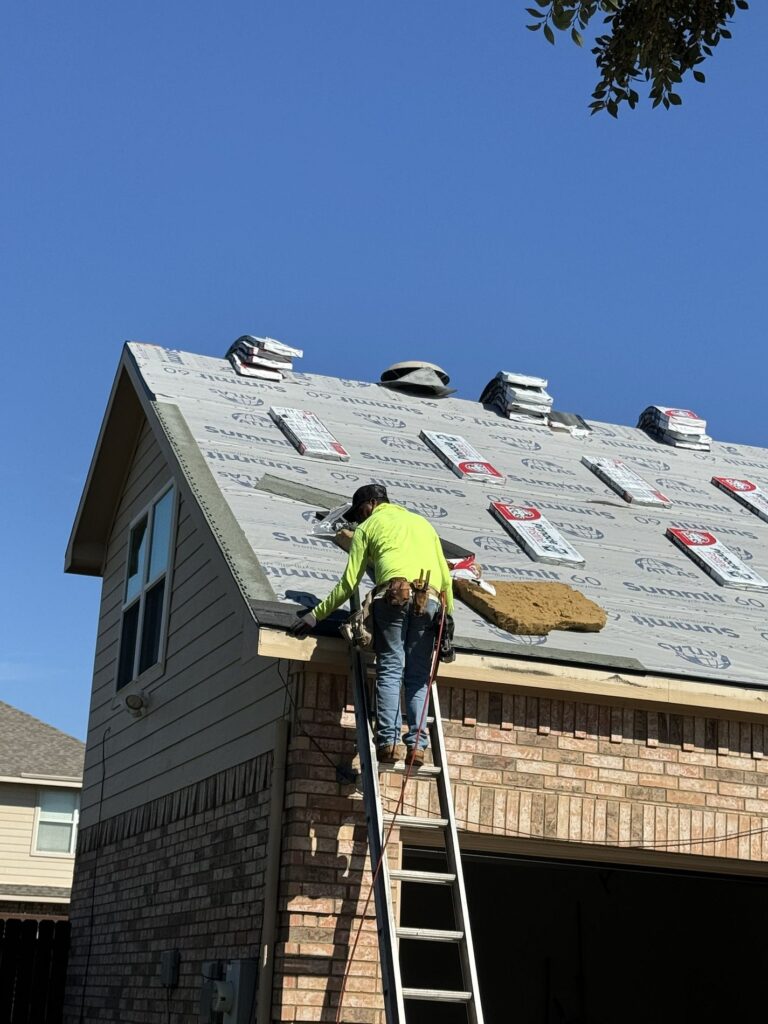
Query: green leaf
[[552, 9, 572, 29], [607, 99, 618, 118], [571, 27, 584, 45], [526, 7, 545, 15], [543, 23, 555, 43], [693, 69, 706, 83], [668, 92, 682, 105], [736, 0, 749, 8]]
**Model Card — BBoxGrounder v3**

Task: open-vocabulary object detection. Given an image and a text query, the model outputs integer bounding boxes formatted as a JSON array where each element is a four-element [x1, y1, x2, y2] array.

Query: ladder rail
[[429, 683, 485, 1024], [348, 626, 407, 1024]]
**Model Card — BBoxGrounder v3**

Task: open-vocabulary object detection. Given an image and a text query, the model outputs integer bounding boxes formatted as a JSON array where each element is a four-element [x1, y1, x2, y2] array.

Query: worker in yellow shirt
[[289, 484, 454, 767]]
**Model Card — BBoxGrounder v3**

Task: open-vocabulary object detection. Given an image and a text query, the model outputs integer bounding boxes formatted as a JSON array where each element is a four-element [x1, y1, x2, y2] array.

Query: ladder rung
[[389, 869, 456, 885], [403, 988, 473, 1003], [378, 763, 441, 777], [384, 814, 448, 830], [396, 927, 463, 942]]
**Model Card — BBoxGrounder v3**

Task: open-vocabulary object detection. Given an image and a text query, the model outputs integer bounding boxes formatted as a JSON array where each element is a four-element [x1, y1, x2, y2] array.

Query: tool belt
[[381, 577, 441, 615], [340, 578, 442, 650]]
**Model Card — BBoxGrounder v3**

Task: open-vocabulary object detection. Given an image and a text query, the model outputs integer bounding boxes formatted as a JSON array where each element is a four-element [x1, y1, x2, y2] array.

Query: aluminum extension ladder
[[348, 613, 485, 1024]]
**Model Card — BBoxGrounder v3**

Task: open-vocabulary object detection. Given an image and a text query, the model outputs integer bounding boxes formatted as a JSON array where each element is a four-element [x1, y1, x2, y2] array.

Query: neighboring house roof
[[67, 343, 768, 688], [0, 884, 71, 900], [0, 702, 84, 780]]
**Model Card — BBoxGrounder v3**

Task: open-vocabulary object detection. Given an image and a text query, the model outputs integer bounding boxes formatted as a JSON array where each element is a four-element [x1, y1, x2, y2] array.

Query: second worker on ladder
[[289, 484, 454, 767]]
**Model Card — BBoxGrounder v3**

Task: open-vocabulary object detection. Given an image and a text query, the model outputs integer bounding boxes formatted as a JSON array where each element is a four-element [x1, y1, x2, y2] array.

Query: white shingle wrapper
[[489, 502, 586, 566], [666, 528, 768, 591], [420, 431, 505, 484], [269, 407, 350, 460], [127, 342, 768, 686], [712, 477, 768, 524], [582, 456, 672, 506]]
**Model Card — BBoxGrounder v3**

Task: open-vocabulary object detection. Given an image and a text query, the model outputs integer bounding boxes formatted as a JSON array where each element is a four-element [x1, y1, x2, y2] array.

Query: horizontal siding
[[80, 416, 284, 828], [0, 784, 76, 888]]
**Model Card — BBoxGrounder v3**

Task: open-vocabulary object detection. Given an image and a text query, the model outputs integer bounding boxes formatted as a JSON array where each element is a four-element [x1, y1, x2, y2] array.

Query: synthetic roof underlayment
[[130, 343, 768, 688]]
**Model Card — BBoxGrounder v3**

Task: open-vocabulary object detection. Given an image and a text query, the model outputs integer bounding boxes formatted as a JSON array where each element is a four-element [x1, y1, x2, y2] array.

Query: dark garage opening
[[400, 846, 768, 1024]]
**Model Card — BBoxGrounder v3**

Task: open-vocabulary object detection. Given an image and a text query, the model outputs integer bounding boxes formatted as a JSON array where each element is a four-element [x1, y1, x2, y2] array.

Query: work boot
[[404, 746, 425, 769], [377, 743, 405, 764]]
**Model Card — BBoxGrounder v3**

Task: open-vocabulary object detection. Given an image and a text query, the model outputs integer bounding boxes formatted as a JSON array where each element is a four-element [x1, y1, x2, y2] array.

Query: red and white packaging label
[[666, 527, 768, 590], [490, 502, 585, 565], [421, 431, 504, 483], [711, 477, 768, 524], [656, 407, 707, 435], [269, 407, 349, 461], [582, 456, 671, 506]]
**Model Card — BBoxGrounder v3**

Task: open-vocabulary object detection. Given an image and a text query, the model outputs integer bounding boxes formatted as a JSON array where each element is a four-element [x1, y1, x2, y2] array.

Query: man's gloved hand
[[443, 613, 455, 641], [288, 610, 317, 638]]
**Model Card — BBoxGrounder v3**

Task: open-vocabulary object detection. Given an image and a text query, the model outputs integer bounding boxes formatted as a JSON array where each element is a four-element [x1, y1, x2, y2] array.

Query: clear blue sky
[[1, 2, 765, 740]]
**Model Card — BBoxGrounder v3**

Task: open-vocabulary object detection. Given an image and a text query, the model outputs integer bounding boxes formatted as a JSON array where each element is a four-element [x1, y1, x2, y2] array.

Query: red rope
[[335, 597, 447, 1022]]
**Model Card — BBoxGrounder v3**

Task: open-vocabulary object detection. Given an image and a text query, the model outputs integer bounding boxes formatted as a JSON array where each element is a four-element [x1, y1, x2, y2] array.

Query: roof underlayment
[[127, 343, 768, 689]]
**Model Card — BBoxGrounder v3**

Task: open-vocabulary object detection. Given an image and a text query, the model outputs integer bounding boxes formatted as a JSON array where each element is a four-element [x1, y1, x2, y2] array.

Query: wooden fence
[[0, 918, 70, 1023]]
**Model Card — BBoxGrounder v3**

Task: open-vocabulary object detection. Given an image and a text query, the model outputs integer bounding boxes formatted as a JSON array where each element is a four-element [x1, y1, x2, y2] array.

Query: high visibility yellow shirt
[[313, 503, 454, 621]]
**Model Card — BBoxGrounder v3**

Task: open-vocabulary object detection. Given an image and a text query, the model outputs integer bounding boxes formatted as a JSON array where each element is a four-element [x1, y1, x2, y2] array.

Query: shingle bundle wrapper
[[480, 371, 553, 422], [637, 406, 711, 451], [227, 335, 303, 381]]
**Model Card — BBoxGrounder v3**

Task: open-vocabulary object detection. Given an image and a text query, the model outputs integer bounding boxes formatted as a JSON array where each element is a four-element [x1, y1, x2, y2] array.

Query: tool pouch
[[339, 589, 375, 649], [384, 578, 412, 607], [410, 578, 430, 616]]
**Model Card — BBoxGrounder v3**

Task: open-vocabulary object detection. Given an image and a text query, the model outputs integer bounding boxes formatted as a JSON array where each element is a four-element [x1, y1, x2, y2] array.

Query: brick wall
[[275, 669, 768, 1022], [64, 753, 272, 1023]]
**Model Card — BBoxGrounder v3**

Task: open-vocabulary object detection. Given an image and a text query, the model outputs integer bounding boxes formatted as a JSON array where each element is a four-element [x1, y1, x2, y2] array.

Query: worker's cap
[[348, 484, 389, 523]]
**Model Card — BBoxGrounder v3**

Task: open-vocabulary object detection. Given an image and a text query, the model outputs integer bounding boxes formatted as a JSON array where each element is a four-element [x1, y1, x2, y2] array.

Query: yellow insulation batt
[[454, 579, 607, 636]]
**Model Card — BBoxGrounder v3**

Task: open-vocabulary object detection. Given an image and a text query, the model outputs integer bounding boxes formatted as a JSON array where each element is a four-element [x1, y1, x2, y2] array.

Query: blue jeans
[[372, 595, 439, 751]]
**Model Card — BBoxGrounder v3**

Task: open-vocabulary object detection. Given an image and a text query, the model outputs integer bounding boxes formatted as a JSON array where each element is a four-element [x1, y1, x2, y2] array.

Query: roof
[[0, 702, 84, 780], [69, 342, 768, 689]]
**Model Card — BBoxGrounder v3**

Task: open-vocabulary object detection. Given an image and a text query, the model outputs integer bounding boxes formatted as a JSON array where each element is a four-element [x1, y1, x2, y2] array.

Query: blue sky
[[1, 2, 765, 739]]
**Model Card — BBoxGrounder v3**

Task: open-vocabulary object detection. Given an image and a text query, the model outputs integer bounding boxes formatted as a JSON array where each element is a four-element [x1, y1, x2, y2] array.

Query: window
[[117, 485, 176, 689], [34, 789, 80, 855]]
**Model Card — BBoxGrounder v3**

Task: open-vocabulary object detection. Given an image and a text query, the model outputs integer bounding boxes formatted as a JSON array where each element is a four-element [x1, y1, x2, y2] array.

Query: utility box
[[223, 959, 258, 1024]]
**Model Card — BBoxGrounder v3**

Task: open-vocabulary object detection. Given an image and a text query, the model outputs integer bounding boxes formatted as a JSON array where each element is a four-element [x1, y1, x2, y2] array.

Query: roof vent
[[379, 360, 455, 398]]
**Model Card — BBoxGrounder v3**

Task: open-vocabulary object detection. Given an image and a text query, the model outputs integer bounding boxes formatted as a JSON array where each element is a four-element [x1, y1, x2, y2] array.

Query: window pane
[[125, 518, 148, 602], [39, 790, 78, 819], [117, 602, 140, 689], [139, 579, 165, 674], [148, 489, 174, 581], [37, 821, 73, 853]]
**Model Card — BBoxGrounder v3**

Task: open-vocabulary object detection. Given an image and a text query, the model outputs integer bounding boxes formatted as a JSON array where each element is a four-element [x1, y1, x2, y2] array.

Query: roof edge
[[65, 346, 146, 575]]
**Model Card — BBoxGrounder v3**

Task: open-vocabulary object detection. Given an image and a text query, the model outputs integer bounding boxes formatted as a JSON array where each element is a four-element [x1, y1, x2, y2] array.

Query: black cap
[[348, 484, 388, 523]]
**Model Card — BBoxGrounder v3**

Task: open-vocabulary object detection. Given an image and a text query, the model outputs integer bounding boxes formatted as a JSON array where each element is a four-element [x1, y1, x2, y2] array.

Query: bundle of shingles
[[480, 371, 553, 423], [637, 406, 711, 451], [227, 335, 303, 381]]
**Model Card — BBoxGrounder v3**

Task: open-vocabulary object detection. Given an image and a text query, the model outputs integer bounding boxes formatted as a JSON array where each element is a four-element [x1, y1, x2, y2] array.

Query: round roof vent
[[379, 360, 455, 398]]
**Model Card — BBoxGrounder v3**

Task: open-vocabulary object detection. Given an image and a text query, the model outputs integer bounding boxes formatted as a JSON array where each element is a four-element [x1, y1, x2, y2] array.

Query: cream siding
[[0, 782, 77, 889], [80, 416, 284, 828]]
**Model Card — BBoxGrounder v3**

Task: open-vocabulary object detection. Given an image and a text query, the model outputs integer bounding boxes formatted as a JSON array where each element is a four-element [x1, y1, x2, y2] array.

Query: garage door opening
[[400, 846, 768, 1024]]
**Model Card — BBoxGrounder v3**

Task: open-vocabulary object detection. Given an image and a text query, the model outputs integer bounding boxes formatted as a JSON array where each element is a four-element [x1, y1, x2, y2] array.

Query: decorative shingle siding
[[64, 752, 272, 1024]]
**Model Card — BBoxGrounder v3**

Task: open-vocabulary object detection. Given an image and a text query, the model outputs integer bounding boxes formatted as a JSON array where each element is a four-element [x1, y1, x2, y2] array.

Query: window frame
[[31, 787, 81, 858], [115, 482, 178, 692]]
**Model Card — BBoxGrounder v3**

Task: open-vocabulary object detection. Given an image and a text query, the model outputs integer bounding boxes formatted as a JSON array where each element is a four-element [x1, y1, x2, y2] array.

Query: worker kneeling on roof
[[289, 484, 454, 768]]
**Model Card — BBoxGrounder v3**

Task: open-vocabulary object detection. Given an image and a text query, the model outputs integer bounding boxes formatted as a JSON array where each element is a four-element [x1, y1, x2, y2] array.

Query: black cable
[[274, 659, 346, 776]]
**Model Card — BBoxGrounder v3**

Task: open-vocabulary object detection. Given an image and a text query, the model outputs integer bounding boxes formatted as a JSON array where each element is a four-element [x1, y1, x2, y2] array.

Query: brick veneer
[[64, 753, 272, 1023], [275, 669, 768, 1022]]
